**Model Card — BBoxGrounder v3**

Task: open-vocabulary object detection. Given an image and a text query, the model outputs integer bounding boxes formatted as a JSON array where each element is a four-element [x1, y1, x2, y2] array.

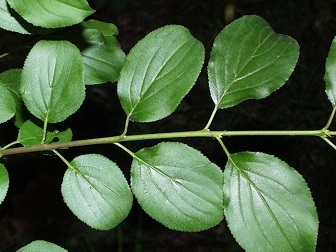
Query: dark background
[[1, 0, 336, 251]]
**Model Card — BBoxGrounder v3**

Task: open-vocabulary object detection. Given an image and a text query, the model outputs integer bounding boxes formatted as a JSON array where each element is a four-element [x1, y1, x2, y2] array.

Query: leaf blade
[[118, 25, 205, 122], [0, 163, 9, 205], [61, 154, 133, 230], [223, 152, 318, 252], [208, 15, 299, 109], [131, 142, 223, 231], [325, 36, 336, 106], [0, 85, 16, 124], [17, 240, 68, 252]]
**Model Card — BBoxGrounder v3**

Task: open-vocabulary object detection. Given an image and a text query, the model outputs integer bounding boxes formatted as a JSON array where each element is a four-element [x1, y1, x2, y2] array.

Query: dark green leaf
[[0, 85, 16, 124], [223, 152, 318, 252], [325, 36, 336, 106], [0, 163, 9, 204], [61, 154, 133, 230], [16, 240, 67, 252], [18, 120, 72, 146], [7, 0, 94, 28], [131, 142, 223, 231], [0, 0, 30, 34], [0, 69, 25, 127], [118, 25, 205, 122], [208, 15, 299, 109], [21, 40, 85, 123]]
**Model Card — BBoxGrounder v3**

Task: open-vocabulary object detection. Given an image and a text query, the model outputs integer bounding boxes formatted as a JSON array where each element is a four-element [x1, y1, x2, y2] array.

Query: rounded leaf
[[0, 0, 30, 34], [131, 142, 224, 231], [21, 40, 85, 123], [61, 154, 133, 230], [17, 240, 67, 252], [223, 152, 318, 252], [0, 85, 16, 124], [0, 163, 9, 205], [324, 36, 336, 106], [118, 25, 205, 122], [208, 15, 299, 108], [7, 0, 94, 28]]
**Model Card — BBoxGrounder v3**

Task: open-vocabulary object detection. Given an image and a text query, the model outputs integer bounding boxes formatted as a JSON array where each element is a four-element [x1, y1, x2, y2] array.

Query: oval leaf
[[131, 142, 223, 231], [118, 25, 205, 122], [324, 36, 336, 106], [208, 15, 299, 108], [7, 0, 94, 28], [61, 154, 133, 230], [0, 85, 16, 124], [21, 40, 85, 123], [0, 163, 9, 204], [17, 240, 67, 252], [0, 0, 30, 34], [223, 152, 318, 252]]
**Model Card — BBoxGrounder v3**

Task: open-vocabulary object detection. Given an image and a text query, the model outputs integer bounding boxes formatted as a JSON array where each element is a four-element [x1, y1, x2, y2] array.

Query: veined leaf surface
[[0, 85, 16, 124], [325, 36, 336, 106], [17, 240, 67, 252], [0, 163, 9, 204]]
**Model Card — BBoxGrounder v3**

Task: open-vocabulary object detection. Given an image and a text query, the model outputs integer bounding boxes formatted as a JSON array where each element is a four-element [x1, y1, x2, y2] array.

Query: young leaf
[[79, 29, 126, 85], [0, 85, 16, 124], [0, 69, 25, 127], [131, 142, 223, 232], [223, 152, 318, 252], [208, 15, 299, 109], [82, 19, 119, 37], [61, 154, 133, 230], [18, 120, 72, 147], [118, 25, 205, 122], [17, 240, 68, 252], [324, 36, 336, 106], [7, 0, 94, 29], [0, 0, 30, 34], [0, 163, 9, 205], [21, 40, 85, 124]]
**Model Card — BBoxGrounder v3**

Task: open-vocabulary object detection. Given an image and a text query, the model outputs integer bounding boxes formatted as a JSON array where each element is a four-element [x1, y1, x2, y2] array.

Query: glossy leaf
[[208, 15, 299, 109], [223, 152, 318, 252], [324, 36, 336, 105], [118, 25, 205, 122], [7, 0, 94, 29], [17, 240, 67, 252], [61, 154, 133, 230], [21, 40, 85, 123], [0, 85, 16, 124], [0, 69, 25, 127], [0, 163, 9, 205], [82, 19, 119, 37], [131, 142, 223, 231], [18, 120, 72, 146], [80, 29, 126, 85], [0, 0, 30, 34]]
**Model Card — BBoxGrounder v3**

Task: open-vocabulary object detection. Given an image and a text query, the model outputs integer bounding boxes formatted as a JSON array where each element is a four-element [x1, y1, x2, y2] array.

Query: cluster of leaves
[[3, 0, 336, 251]]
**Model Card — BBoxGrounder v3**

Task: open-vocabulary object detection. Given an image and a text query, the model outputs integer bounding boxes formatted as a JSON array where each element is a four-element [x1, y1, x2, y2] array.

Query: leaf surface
[[17, 240, 67, 252], [325, 36, 336, 105], [61, 154, 133, 230], [223, 152, 318, 252], [21, 40, 85, 123], [0, 163, 9, 204], [208, 15, 299, 108], [0, 0, 30, 34], [0, 85, 16, 124], [131, 142, 223, 231], [7, 0, 94, 28], [118, 25, 204, 122]]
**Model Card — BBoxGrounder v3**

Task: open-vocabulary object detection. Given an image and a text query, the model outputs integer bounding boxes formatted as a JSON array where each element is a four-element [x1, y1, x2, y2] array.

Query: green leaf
[[118, 25, 205, 122], [324, 36, 336, 106], [82, 19, 119, 37], [7, 0, 94, 29], [0, 0, 30, 34], [17, 240, 67, 252], [21, 40, 85, 123], [0, 163, 9, 205], [79, 29, 126, 85], [18, 120, 72, 147], [223, 152, 318, 252], [61, 154, 133, 230], [0, 85, 16, 124], [0, 69, 25, 127], [208, 15, 299, 109], [131, 142, 223, 231]]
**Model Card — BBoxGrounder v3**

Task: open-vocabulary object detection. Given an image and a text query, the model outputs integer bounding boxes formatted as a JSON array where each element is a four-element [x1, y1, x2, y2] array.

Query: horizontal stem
[[0, 129, 329, 157]]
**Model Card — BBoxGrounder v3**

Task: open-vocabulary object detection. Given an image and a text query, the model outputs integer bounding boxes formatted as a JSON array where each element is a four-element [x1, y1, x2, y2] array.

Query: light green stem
[[0, 129, 329, 157], [204, 105, 218, 129], [323, 106, 336, 130]]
